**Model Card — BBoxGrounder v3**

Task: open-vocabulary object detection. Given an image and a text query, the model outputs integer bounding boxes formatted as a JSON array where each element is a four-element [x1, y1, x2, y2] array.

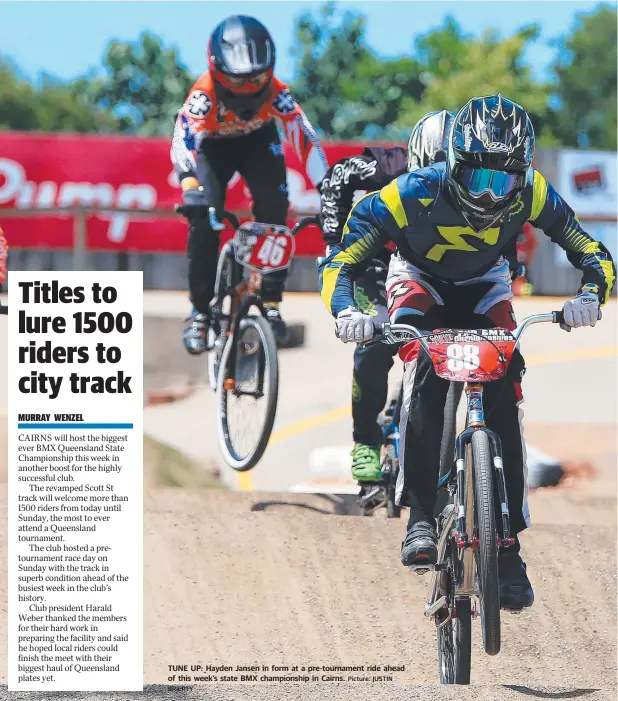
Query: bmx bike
[[176, 205, 317, 471], [373, 310, 566, 684]]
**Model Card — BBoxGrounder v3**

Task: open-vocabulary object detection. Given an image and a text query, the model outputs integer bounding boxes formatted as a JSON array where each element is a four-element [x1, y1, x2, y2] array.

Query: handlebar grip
[[553, 310, 565, 325], [291, 215, 320, 236]]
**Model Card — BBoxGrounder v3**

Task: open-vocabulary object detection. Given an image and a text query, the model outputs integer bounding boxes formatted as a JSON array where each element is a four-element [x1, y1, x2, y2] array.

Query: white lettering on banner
[[0, 158, 27, 203], [57, 183, 115, 208], [107, 185, 157, 243], [0, 158, 157, 243]]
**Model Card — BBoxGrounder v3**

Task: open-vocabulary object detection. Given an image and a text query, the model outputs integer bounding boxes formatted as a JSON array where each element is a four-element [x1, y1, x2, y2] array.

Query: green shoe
[[351, 443, 382, 482]]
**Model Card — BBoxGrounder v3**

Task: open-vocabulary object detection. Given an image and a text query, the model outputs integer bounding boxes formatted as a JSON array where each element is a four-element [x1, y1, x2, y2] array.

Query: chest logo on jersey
[[507, 194, 524, 219], [426, 226, 500, 262]]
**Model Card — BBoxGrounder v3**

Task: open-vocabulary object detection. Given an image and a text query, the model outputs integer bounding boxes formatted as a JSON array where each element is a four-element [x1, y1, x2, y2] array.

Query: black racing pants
[[387, 264, 529, 536], [352, 252, 399, 446], [187, 120, 290, 313]]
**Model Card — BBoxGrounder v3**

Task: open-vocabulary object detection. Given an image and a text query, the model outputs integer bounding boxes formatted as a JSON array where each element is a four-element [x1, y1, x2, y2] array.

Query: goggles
[[219, 71, 271, 94], [453, 164, 525, 202]]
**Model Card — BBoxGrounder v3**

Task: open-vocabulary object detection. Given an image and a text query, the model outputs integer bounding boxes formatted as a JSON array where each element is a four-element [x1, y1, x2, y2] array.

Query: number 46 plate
[[234, 222, 295, 273]]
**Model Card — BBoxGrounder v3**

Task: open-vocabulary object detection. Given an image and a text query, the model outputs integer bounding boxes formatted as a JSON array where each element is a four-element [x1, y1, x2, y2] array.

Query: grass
[[143, 434, 225, 489]]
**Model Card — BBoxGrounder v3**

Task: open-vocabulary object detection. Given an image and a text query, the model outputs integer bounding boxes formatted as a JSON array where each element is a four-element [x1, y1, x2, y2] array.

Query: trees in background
[[393, 20, 553, 143], [291, 2, 615, 147], [549, 4, 617, 150], [290, 3, 423, 140], [0, 58, 116, 132], [71, 32, 193, 135], [0, 3, 614, 148]]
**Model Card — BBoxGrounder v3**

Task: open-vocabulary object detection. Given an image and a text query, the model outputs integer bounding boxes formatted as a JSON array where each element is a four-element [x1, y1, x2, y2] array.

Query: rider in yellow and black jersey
[[318, 94, 615, 612]]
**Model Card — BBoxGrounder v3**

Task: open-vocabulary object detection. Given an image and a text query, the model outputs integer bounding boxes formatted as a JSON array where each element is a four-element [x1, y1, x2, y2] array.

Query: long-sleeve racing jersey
[[171, 72, 328, 187], [318, 161, 616, 316]]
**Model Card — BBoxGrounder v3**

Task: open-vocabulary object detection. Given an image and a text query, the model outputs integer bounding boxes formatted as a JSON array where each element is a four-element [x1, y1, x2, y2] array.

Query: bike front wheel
[[472, 429, 501, 656], [216, 315, 279, 471], [208, 242, 236, 392]]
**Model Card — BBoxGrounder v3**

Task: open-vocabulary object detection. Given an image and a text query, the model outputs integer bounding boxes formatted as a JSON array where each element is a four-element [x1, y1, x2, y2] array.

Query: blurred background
[[0, 0, 615, 296]]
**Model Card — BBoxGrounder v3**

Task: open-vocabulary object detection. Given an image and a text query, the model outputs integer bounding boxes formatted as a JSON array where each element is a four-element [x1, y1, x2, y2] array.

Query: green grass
[[144, 435, 225, 489]]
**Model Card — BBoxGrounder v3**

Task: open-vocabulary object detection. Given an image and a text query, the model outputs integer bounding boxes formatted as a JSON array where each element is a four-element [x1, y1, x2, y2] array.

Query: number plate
[[234, 222, 295, 273], [400, 329, 517, 382]]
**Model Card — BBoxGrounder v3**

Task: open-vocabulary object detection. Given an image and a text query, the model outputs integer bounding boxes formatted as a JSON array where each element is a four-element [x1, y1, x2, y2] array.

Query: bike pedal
[[506, 608, 524, 615]]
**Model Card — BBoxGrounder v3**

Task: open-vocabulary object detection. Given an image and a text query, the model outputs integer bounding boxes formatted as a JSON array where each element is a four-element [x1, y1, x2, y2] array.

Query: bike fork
[[454, 383, 514, 549]]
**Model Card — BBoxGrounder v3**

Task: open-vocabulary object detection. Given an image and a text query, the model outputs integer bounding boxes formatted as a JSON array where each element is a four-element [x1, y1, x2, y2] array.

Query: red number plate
[[234, 223, 295, 273], [400, 329, 517, 382]]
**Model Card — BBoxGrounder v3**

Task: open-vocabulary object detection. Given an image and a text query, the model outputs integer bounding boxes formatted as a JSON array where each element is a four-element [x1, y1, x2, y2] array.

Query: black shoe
[[498, 551, 534, 610], [264, 304, 288, 344], [183, 310, 209, 355], [401, 521, 438, 567]]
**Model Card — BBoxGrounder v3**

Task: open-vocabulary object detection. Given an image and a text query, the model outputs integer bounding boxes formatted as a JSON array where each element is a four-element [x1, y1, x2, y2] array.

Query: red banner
[[0, 132, 372, 256]]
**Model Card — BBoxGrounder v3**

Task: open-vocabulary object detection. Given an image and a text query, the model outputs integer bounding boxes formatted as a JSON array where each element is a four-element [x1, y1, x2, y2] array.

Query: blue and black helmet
[[447, 94, 535, 231]]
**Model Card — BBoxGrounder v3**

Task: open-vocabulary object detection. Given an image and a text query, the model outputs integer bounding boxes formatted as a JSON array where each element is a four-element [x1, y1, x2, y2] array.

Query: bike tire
[[385, 443, 401, 518], [216, 315, 279, 471], [437, 596, 472, 685], [435, 382, 463, 517], [208, 242, 236, 392], [472, 429, 501, 656], [440, 382, 463, 473]]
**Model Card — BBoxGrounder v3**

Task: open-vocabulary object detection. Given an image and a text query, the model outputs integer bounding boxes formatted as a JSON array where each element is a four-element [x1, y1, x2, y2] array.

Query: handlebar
[[174, 204, 237, 231], [175, 206, 317, 238], [369, 311, 565, 352]]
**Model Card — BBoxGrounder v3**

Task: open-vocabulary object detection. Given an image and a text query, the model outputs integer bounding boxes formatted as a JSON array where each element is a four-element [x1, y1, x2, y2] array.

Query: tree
[[73, 31, 194, 136], [290, 2, 424, 140], [395, 19, 553, 143], [549, 4, 617, 149], [0, 57, 116, 133]]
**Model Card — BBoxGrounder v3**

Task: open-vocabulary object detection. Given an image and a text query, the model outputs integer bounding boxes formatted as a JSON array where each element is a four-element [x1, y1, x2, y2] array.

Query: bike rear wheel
[[437, 596, 472, 684], [435, 516, 472, 685], [216, 315, 279, 471], [472, 429, 501, 655]]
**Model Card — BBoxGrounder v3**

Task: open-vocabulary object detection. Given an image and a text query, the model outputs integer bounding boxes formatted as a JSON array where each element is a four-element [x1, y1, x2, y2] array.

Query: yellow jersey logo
[[426, 226, 501, 262]]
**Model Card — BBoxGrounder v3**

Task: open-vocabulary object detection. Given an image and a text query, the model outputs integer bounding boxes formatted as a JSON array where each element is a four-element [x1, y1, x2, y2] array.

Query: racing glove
[[335, 306, 374, 343], [561, 291, 601, 331]]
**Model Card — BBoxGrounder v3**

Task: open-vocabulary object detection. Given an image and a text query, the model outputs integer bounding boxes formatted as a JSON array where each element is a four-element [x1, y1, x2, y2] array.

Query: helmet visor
[[453, 164, 524, 202]]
